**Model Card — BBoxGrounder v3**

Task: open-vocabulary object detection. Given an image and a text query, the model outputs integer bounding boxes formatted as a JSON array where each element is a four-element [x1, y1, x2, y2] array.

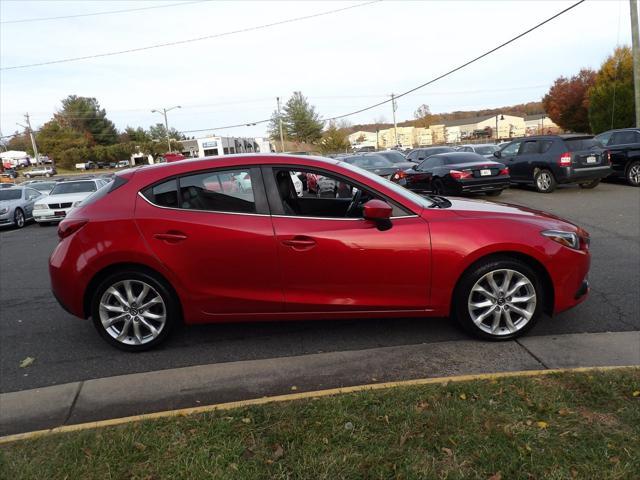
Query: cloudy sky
[[0, 0, 633, 140]]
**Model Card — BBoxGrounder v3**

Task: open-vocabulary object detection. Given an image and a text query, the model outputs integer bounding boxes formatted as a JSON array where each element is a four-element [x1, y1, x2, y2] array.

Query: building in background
[[524, 114, 559, 135], [180, 136, 273, 158], [348, 131, 377, 150]]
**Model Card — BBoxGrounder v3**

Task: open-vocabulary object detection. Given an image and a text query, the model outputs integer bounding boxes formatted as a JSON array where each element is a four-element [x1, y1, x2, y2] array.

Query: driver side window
[[271, 168, 408, 219]]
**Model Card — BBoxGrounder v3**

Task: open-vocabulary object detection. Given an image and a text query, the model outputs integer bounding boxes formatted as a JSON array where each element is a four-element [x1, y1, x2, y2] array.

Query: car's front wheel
[[91, 270, 178, 351], [626, 160, 640, 187], [453, 257, 544, 341], [14, 208, 25, 228]]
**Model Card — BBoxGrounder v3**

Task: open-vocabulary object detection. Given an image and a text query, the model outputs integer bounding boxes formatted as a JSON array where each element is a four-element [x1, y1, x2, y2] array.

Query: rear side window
[[520, 141, 539, 154], [611, 131, 640, 145], [142, 179, 179, 208], [179, 169, 255, 213], [540, 140, 554, 153], [565, 138, 599, 151]]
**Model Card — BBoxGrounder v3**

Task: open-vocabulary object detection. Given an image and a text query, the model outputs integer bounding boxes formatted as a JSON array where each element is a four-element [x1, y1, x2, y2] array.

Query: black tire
[[534, 169, 556, 193], [578, 178, 600, 189], [626, 160, 640, 187], [452, 257, 545, 341], [14, 208, 25, 229], [432, 179, 446, 195], [485, 190, 502, 197], [91, 269, 179, 352]]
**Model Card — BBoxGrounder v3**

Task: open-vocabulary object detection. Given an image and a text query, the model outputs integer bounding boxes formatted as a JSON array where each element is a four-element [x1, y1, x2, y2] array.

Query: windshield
[[349, 156, 394, 168], [30, 182, 57, 192], [378, 151, 407, 163], [0, 190, 21, 201], [339, 161, 434, 209], [50, 181, 97, 195], [474, 145, 498, 155]]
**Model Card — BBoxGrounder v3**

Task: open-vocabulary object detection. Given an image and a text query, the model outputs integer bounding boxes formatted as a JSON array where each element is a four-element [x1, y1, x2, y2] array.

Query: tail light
[[450, 170, 472, 179], [58, 219, 88, 240], [558, 152, 572, 167], [391, 170, 407, 181], [498, 167, 509, 176]]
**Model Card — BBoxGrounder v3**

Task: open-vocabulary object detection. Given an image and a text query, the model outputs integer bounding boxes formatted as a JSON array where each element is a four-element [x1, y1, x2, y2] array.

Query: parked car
[[0, 186, 43, 228], [33, 178, 107, 225], [405, 146, 456, 164], [1, 168, 19, 179], [494, 135, 611, 193], [376, 150, 418, 167], [0, 181, 17, 188], [117, 160, 130, 168], [458, 144, 501, 159], [50, 155, 591, 351], [391, 152, 510, 196], [341, 154, 403, 179], [24, 166, 57, 178], [594, 128, 640, 186], [25, 180, 58, 196]]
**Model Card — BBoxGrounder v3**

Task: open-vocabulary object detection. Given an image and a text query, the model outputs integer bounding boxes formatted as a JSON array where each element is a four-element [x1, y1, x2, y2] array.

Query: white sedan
[[33, 179, 107, 225]]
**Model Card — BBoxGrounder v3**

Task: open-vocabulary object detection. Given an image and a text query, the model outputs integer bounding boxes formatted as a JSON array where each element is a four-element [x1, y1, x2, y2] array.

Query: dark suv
[[594, 128, 640, 186], [494, 135, 611, 193]]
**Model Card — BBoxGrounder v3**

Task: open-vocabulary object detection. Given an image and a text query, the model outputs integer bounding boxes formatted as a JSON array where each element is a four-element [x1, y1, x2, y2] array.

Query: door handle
[[281, 236, 316, 250], [153, 232, 188, 243]]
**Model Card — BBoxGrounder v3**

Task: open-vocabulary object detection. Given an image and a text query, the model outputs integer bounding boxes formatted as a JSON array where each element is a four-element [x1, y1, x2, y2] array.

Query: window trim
[[139, 166, 269, 215], [261, 164, 416, 219]]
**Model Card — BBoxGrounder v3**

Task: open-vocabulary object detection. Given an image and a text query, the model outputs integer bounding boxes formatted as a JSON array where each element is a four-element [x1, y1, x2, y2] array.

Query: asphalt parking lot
[[1, 180, 638, 394]]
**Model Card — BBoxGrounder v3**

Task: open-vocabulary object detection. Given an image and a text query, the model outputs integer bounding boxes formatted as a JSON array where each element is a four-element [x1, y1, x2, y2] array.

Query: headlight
[[72, 201, 82, 207], [33, 204, 47, 210], [0, 207, 8, 215], [541, 230, 580, 250]]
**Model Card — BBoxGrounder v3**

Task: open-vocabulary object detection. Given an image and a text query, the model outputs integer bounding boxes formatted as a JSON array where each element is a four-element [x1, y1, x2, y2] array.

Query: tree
[[54, 95, 119, 145], [414, 104, 433, 128], [36, 120, 88, 159], [6, 131, 32, 155], [148, 123, 184, 142], [319, 121, 350, 154], [589, 46, 635, 133], [281, 92, 323, 143], [542, 69, 596, 133], [121, 126, 150, 143]]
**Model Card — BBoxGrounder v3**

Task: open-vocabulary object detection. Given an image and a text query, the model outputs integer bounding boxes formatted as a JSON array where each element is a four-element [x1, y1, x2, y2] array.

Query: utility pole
[[391, 93, 398, 148], [631, 0, 640, 127], [276, 97, 285, 153], [24, 113, 40, 166], [151, 106, 181, 153]]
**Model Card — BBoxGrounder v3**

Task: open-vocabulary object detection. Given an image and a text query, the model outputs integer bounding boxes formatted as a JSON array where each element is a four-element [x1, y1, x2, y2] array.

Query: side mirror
[[363, 199, 393, 231], [493, 150, 502, 159]]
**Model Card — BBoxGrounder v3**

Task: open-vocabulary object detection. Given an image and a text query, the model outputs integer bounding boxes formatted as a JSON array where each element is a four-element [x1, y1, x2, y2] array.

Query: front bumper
[[33, 207, 71, 223], [0, 211, 14, 226]]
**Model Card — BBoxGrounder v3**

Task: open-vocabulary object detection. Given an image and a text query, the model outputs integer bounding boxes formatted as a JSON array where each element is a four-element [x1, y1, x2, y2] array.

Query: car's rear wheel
[[578, 178, 600, 189], [91, 270, 178, 351], [432, 179, 446, 195], [14, 208, 25, 228], [453, 257, 544, 341], [534, 169, 556, 193], [485, 190, 502, 197], [626, 161, 640, 187]]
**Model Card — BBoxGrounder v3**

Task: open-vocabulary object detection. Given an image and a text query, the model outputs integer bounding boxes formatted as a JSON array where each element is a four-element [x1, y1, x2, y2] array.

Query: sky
[[0, 0, 634, 140]]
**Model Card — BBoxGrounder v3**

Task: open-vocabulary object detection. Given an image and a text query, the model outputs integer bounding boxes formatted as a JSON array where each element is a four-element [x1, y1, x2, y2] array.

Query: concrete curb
[[1, 331, 638, 440]]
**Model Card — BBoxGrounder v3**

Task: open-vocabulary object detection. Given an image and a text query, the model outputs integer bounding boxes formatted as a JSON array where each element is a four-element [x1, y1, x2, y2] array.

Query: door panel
[[272, 216, 431, 312]]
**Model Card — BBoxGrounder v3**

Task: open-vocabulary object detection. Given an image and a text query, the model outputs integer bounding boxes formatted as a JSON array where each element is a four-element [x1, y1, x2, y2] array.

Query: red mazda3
[[50, 155, 591, 351]]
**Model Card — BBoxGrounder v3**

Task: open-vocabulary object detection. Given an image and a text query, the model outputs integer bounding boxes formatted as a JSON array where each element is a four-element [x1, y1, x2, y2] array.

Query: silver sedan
[[0, 186, 44, 228]]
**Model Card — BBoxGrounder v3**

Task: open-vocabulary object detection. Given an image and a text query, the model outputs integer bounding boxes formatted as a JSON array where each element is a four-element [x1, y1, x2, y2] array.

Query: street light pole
[[391, 93, 398, 148], [630, 0, 640, 127], [151, 106, 181, 153], [276, 97, 285, 153]]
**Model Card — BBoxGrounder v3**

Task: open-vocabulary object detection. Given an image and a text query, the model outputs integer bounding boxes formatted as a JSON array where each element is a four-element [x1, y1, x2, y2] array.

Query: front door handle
[[154, 232, 188, 243], [281, 236, 316, 251]]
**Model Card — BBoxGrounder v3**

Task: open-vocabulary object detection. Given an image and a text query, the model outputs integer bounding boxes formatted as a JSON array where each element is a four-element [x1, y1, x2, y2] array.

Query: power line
[[1, 1, 382, 71], [1, 1, 207, 25], [323, 0, 586, 122]]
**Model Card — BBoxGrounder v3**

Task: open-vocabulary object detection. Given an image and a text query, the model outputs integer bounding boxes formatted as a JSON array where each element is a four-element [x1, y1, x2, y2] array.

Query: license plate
[[54, 211, 66, 217], [480, 169, 492, 176], [586, 156, 597, 164]]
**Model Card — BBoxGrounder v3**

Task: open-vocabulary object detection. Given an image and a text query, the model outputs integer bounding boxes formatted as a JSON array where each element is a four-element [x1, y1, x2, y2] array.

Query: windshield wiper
[[423, 194, 452, 208]]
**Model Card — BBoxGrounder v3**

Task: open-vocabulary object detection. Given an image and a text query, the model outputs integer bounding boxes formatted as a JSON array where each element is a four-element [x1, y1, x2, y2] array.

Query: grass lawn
[[1, 369, 639, 479]]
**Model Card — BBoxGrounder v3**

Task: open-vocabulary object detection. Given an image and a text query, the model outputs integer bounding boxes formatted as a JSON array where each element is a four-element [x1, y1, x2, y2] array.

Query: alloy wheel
[[536, 172, 551, 191], [628, 164, 640, 186], [14, 209, 24, 228], [98, 280, 167, 346], [467, 269, 537, 336]]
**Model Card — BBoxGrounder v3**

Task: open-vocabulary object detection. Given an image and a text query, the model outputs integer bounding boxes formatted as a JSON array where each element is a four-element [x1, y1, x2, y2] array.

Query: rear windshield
[[346, 156, 394, 168], [377, 151, 407, 163], [50, 181, 97, 195], [474, 145, 498, 155], [0, 190, 21, 201], [565, 138, 599, 151]]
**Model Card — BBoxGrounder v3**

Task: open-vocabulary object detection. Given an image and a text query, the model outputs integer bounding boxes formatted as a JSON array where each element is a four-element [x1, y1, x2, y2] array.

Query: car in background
[[1, 168, 19, 179], [594, 128, 640, 186], [24, 180, 58, 196], [376, 150, 418, 168], [391, 152, 510, 196], [458, 144, 500, 159], [33, 178, 107, 225], [0, 182, 17, 188], [0, 186, 43, 228], [405, 146, 456, 164], [117, 160, 130, 168], [494, 135, 611, 193], [24, 166, 57, 178], [341, 154, 403, 179], [50, 154, 592, 351]]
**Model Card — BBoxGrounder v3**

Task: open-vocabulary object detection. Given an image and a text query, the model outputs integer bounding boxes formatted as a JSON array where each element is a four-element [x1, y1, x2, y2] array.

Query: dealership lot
[[0, 181, 638, 394]]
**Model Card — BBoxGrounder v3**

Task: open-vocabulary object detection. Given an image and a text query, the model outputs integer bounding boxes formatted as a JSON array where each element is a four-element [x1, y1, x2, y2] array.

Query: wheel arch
[[451, 251, 555, 317], [82, 262, 184, 321]]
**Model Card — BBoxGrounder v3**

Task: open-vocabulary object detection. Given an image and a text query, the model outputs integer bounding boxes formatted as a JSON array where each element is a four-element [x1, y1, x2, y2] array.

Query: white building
[[180, 136, 273, 158], [348, 131, 377, 149], [524, 114, 559, 135]]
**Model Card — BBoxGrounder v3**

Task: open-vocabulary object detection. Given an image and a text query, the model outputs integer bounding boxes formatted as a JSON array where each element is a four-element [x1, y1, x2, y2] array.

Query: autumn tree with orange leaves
[[542, 69, 596, 133]]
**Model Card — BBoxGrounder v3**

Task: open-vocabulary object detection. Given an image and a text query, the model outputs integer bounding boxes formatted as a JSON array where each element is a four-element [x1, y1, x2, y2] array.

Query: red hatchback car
[[50, 155, 591, 351]]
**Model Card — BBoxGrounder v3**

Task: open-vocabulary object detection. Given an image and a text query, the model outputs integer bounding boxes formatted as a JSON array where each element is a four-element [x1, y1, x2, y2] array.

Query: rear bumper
[[557, 166, 611, 184], [456, 178, 510, 193]]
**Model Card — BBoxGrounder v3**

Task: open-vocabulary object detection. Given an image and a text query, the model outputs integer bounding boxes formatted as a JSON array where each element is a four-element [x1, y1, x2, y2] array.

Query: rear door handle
[[154, 232, 188, 243], [281, 236, 316, 250]]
